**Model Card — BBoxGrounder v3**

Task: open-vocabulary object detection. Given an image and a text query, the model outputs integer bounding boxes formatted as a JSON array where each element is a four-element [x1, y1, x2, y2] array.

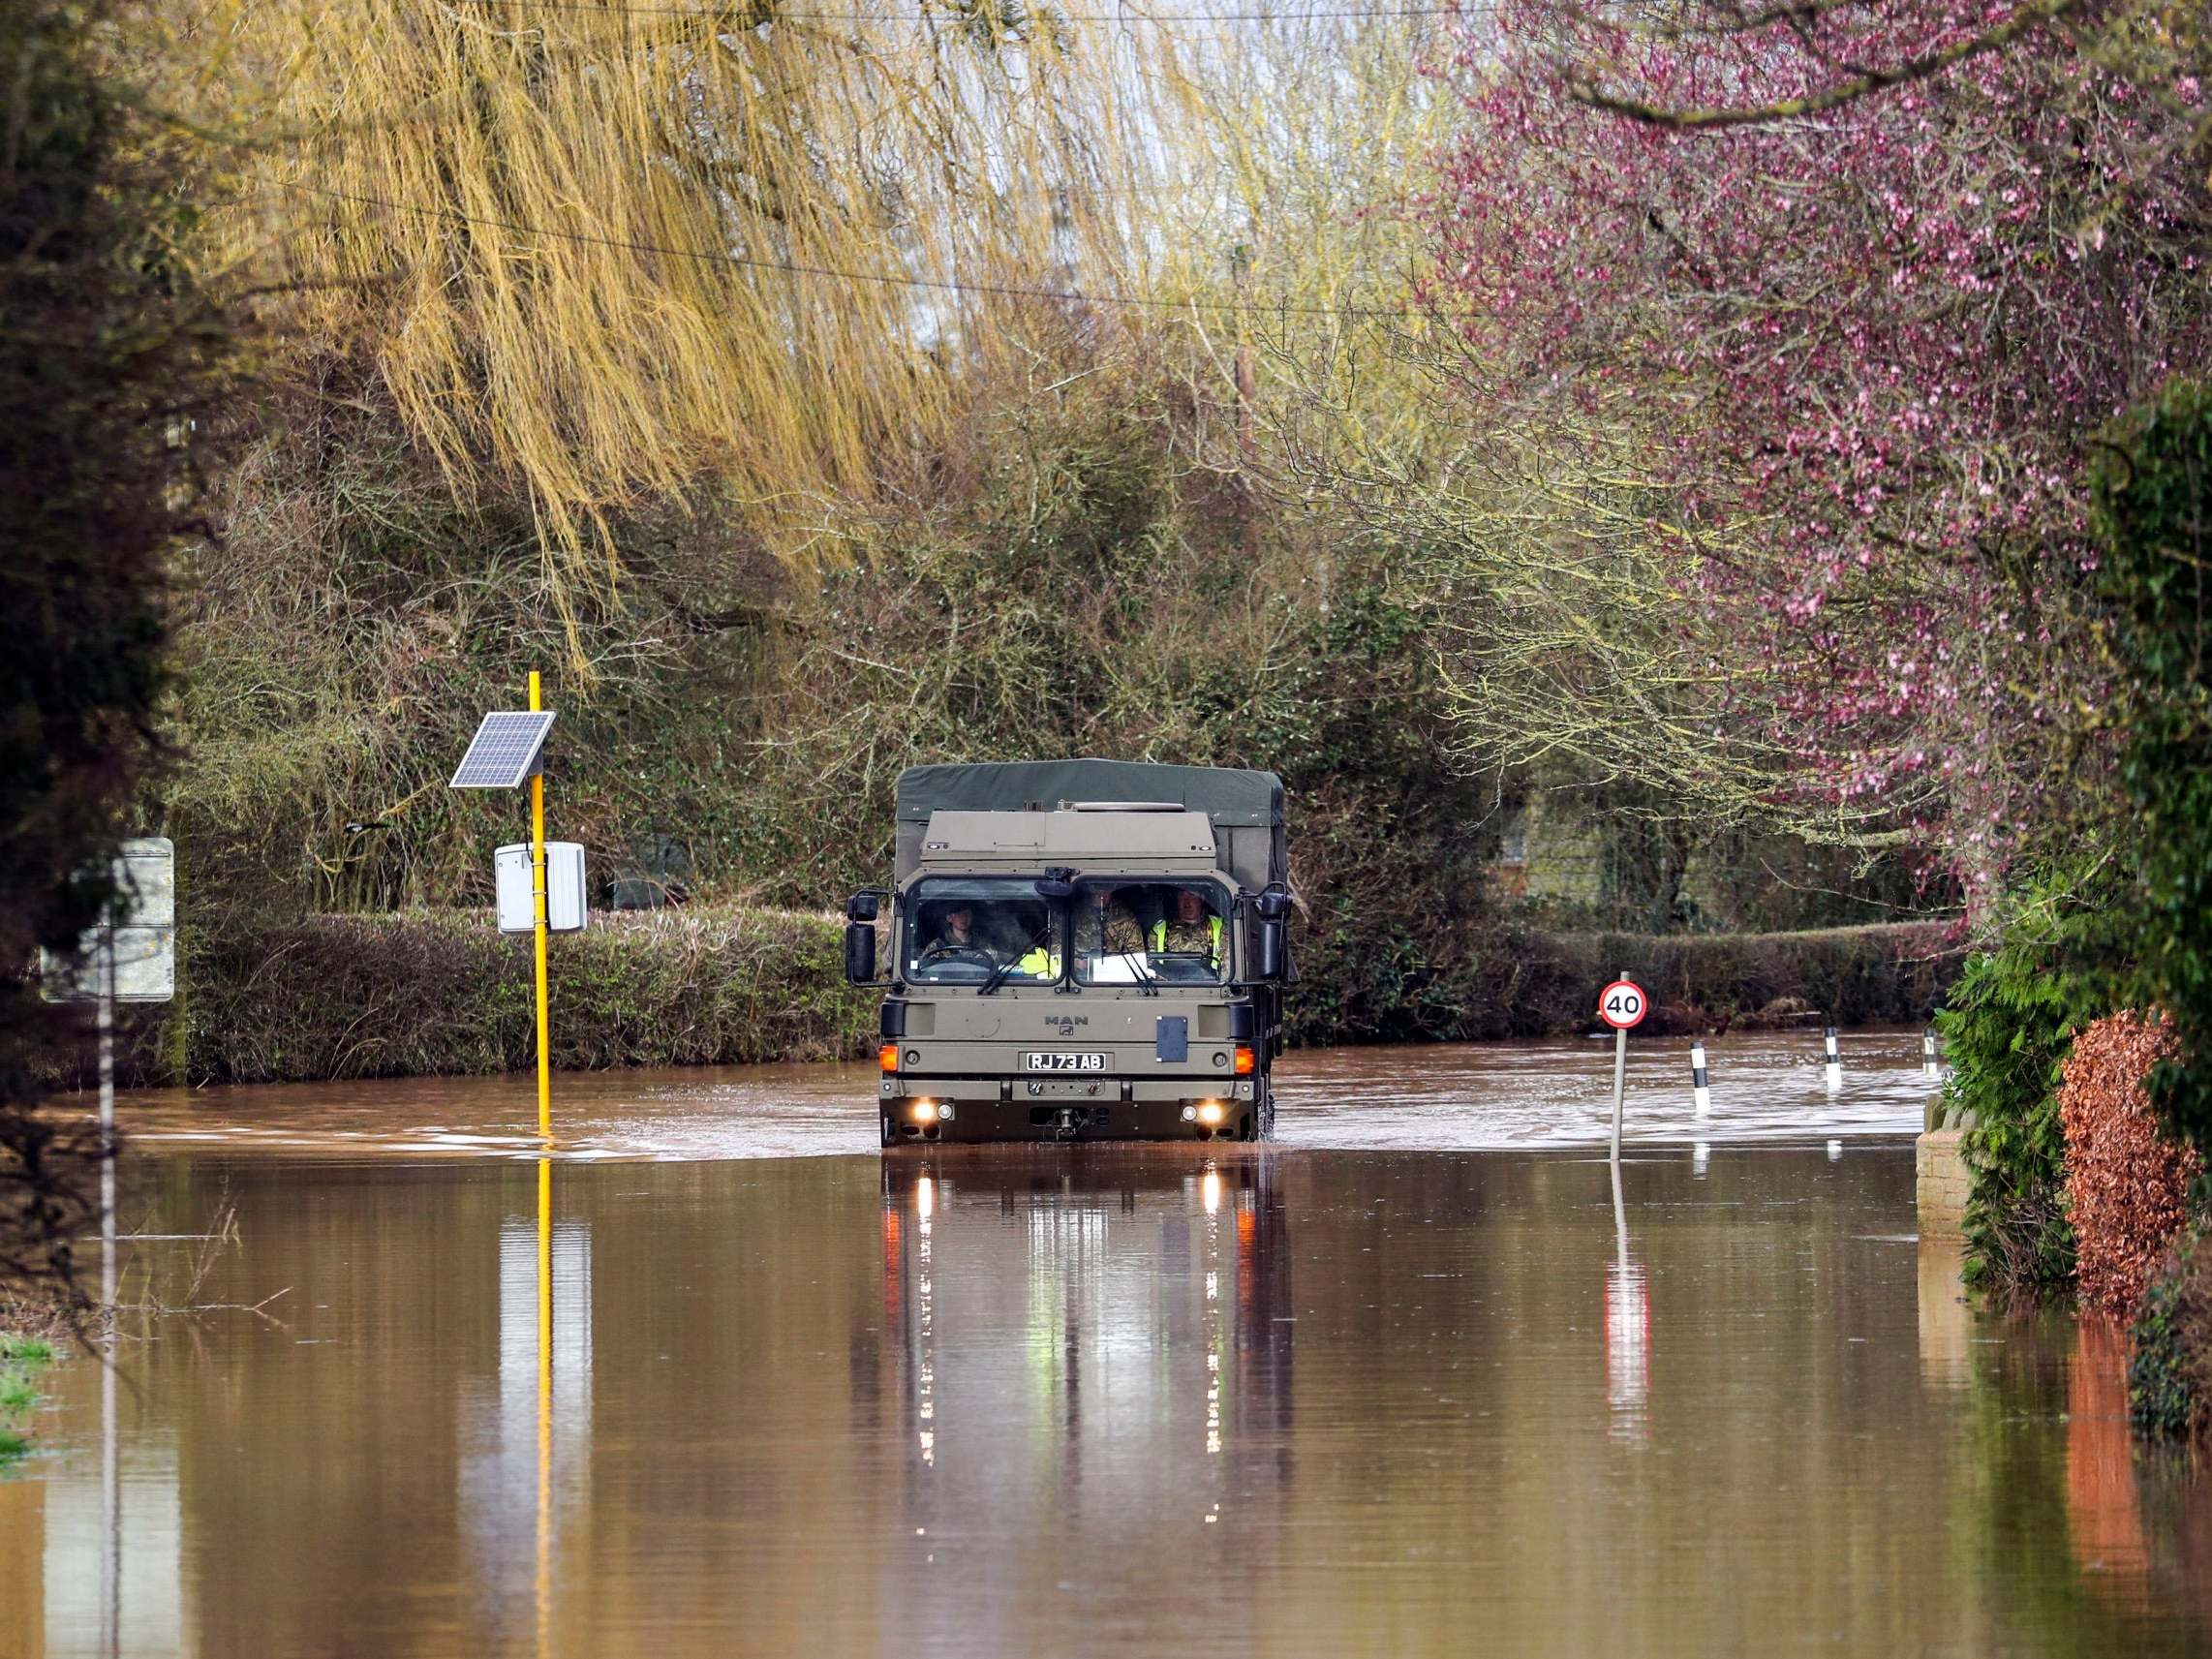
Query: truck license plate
[[1025, 1051, 1106, 1072]]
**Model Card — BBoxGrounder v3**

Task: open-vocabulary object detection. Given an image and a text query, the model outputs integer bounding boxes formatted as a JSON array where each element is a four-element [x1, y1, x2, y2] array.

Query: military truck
[[843, 760, 1293, 1145]]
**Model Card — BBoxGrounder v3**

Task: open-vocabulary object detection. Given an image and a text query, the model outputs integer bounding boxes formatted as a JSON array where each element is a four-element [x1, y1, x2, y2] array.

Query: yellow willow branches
[[169, 0, 1270, 584]]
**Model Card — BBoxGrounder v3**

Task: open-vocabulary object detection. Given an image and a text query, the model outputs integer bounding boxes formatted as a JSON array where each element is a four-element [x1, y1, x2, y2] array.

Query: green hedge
[[84, 906, 875, 1087], [52, 911, 1959, 1089], [1287, 917, 1964, 1046]]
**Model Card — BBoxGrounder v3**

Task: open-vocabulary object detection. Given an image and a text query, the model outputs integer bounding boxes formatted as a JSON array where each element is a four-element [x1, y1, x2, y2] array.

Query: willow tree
[[181, 0, 1236, 587]]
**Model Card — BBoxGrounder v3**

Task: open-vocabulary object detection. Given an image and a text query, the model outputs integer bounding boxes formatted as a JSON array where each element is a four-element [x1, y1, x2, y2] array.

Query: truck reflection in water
[[878, 1152, 1295, 1572]]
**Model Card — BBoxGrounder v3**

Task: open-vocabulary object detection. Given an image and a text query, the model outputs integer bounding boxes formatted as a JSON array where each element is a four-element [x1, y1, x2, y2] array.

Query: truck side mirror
[[845, 890, 880, 923], [845, 920, 877, 985], [1256, 917, 1285, 981]]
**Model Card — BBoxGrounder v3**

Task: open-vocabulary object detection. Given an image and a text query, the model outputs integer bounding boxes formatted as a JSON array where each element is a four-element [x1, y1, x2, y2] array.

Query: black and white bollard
[[1690, 1041, 1711, 1120], [1823, 1027, 1842, 1094], [1922, 1026, 1941, 1080]]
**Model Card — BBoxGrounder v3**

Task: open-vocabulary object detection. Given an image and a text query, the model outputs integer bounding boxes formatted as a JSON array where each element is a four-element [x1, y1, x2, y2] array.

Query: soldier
[[1079, 884, 1146, 958], [1150, 887, 1223, 967], [931, 903, 991, 956]]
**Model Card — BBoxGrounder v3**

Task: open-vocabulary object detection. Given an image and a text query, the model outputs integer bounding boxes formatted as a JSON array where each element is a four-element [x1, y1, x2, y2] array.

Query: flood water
[[6, 1034, 2211, 1657], [111, 1027, 1940, 1161]]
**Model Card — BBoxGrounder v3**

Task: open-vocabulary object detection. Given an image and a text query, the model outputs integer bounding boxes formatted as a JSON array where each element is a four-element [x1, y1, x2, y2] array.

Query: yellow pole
[[530, 670, 551, 1140], [536, 1154, 552, 1659]]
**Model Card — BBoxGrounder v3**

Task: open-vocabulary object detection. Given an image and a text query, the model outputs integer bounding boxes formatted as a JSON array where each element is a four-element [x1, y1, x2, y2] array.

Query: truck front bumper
[[882, 1076, 1259, 1144]]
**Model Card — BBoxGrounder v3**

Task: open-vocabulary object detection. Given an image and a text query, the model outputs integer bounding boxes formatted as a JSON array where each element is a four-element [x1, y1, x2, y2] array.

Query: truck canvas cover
[[894, 760, 1287, 890]]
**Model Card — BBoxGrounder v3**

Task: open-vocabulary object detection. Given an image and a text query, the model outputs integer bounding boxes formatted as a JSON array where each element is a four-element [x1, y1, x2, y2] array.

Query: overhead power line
[[447, 0, 1474, 24], [286, 181, 1421, 319]]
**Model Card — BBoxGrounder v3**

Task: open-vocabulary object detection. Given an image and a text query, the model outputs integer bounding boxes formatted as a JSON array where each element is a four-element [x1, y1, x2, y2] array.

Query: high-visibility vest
[[1017, 947, 1062, 979], [1150, 915, 1222, 961]]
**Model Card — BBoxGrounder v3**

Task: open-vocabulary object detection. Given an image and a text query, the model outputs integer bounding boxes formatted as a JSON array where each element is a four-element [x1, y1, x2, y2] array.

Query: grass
[[0, 1327, 58, 1472]]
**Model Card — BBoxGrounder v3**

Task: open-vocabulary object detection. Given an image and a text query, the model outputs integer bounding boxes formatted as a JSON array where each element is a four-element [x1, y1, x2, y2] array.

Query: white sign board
[[496, 843, 588, 934], [40, 838, 176, 1003]]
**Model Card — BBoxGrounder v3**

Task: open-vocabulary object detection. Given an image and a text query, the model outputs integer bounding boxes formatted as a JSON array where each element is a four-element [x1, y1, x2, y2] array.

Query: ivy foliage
[[1940, 879, 2116, 1291], [1945, 377, 2212, 1304], [2092, 377, 2212, 1154]]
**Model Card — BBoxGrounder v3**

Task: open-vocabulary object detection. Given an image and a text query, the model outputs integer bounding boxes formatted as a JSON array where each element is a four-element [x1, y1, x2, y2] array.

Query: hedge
[[1287, 916, 1966, 1046], [43, 910, 1964, 1089], [69, 906, 876, 1088]]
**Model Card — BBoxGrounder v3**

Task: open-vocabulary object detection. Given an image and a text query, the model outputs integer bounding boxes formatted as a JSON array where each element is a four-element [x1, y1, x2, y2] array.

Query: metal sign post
[[41, 838, 177, 1292], [448, 684, 573, 1142], [1597, 974, 1648, 1165], [99, 929, 118, 1659], [37, 837, 173, 1659]]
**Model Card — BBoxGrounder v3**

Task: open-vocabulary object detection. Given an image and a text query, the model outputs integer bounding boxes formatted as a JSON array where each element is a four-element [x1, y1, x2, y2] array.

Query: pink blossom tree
[[1420, 0, 2211, 903]]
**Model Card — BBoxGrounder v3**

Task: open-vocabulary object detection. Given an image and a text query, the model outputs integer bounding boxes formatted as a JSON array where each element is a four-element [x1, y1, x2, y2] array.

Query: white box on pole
[[496, 843, 587, 934], [39, 837, 175, 1002]]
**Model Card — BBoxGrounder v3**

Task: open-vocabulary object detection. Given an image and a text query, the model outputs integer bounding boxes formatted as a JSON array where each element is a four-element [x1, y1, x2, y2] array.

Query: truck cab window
[[906, 877, 1064, 985], [1075, 880, 1226, 986]]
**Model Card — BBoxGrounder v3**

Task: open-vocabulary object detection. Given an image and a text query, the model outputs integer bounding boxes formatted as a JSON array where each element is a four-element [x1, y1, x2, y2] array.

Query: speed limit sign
[[1598, 978, 1647, 1029]]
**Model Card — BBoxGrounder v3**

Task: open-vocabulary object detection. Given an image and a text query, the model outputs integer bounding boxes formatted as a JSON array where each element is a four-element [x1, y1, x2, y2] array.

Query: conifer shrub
[[2058, 1012, 2198, 1317]]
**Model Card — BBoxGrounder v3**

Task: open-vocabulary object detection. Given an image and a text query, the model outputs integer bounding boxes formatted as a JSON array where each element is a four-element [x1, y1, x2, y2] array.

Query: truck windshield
[[905, 877, 1064, 985], [1073, 880, 1228, 986]]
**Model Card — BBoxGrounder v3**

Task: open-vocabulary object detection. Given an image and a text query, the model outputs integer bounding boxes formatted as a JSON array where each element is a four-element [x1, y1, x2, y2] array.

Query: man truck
[[844, 759, 1293, 1145]]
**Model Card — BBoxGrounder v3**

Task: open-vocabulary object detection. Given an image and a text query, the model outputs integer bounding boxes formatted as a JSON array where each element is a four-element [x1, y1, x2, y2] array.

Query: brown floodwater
[[6, 1039, 2211, 1657], [107, 1027, 1942, 1161]]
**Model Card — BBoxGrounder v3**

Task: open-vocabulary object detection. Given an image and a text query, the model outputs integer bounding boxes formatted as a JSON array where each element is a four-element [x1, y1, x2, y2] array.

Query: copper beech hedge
[[2058, 1011, 2198, 1317]]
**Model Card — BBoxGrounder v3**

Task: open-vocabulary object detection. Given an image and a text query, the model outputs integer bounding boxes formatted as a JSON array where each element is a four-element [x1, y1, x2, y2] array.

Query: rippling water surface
[[111, 1027, 1939, 1160], [4, 1036, 2207, 1657]]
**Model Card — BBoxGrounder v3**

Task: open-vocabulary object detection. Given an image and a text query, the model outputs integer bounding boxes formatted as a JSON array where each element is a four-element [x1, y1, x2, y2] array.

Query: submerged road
[[5, 1033, 2209, 1657], [112, 1027, 1938, 1161]]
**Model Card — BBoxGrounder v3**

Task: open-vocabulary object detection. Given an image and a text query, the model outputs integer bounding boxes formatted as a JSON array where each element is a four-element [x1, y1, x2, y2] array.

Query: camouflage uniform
[[1152, 913, 1221, 961], [1083, 896, 1146, 957]]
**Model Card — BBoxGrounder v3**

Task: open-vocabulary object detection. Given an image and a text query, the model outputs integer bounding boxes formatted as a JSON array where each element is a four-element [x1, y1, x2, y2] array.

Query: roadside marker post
[[1922, 1026, 1941, 1079], [1597, 974, 1647, 1165], [1690, 1041, 1711, 1120], [1823, 1027, 1843, 1094]]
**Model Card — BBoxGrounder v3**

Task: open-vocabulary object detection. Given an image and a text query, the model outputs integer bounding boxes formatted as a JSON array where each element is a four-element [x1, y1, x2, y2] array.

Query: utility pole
[[1232, 240, 1258, 562]]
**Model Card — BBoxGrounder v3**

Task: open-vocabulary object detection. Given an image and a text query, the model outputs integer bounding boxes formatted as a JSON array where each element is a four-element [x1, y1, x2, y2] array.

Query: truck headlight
[[911, 1100, 940, 1123], [1196, 1100, 1225, 1126]]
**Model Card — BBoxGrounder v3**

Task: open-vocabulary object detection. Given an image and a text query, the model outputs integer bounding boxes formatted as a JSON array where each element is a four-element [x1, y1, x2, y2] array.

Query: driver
[[932, 904, 994, 957]]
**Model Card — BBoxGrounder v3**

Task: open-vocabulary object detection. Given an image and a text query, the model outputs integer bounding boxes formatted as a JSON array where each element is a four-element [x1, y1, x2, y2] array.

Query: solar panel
[[449, 711, 556, 788]]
